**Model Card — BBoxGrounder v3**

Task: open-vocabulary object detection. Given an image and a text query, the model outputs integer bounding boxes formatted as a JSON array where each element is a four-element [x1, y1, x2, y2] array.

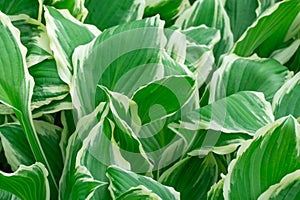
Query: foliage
[[0, 0, 300, 199]]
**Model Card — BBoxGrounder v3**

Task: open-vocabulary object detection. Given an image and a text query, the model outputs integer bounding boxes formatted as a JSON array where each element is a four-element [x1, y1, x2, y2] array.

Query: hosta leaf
[[233, 0, 300, 57], [71, 16, 188, 118], [116, 185, 161, 200], [60, 110, 76, 161], [224, 0, 258, 41], [0, 163, 50, 200], [258, 170, 300, 200], [107, 165, 180, 200], [44, 6, 100, 84], [60, 103, 110, 200], [273, 72, 300, 119], [0, 10, 57, 194], [10, 14, 52, 67], [44, 0, 87, 21], [209, 54, 289, 102], [0, 121, 63, 183], [67, 165, 107, 200], [175, 0, 234, 61], [270, 39, 300, 64], [29, 59, 69, 110], [84, 0, 145, 30], [0, 190, 20, 200], [175, 91, 274, 135], [224, 116, 300, 199], [0, 0, 40, 19], [256, 0, 275, 16], [144, 0, 190, 27], [158, 153, 224, 200], [207, 178, 224, 200]]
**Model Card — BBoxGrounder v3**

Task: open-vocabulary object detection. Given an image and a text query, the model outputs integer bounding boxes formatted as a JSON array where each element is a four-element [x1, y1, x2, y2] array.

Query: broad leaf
[[207, 178, 224, 200], [10, 14, 52, 67], [116, 185, 161, 200], [107, 165, 180, 200], [224, 116, 300, 199], [84, 0, 145, 30], [0, 0, 40, 19], [233, 0, 300, 57], [258, 170, 300, 200], [273, 71, 300, 119], [209, 54, 289, 102], [175, 91, 274, 135], [175, 0, 234, 61], [159, 153, 225, 199], [44, 6, 100, 84], [0, 163, 50, 200]]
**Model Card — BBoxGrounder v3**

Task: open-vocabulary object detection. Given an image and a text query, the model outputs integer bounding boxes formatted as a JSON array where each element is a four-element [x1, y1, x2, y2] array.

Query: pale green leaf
[[224, 116, 300, 200], [207, 178, 224, 200], [116, 185, 161, 200]]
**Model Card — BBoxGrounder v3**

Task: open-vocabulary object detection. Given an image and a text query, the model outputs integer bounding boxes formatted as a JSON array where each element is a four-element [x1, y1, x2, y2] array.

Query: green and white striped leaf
[[270, 39, 300, 65], [158, 153, 225, 200], [256, 0, 275, 16], [207, 178, 224, 200], [224, 0, 258, 41], [107, 165, 180, 200], [71, 16, 189, 118], [10, 14, 52, 67], [116, 185, 161, 200], [44, 0, 87, 21], [84, 0, 145, 30], [0, 10, 57, 194], [144, 0, 190, 27], [209, 54, 289, 102], [0, 121, 63, 183], [175, 0, 234, 61], [44, 6, 100, 84], [0, 190, 20, 200], [60, 102, 111, 199], [0, 163, 50, 200], [29, 59, 69, 110], [176, 91, 274, 135], [224, 116, 300, 199], [233, 0, 300, 57], [273, 71, 300, 119], [0, 0, 40, 19], [258, 170, 300, 200]]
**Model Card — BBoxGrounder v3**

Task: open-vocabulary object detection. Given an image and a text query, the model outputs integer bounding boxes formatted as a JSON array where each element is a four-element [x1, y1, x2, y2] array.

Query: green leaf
[[0, 0, 41, 19], [0, 10, 57, 195], [10, 14, 52, 67], [45, 0, 87, 21], [0, 163, 50, 200], [44, 6, 100, 84], [233, 0, 300, 57], [59, 103, 111, 200], [71, 15, 188, 118], [158, 153, 224, 200], [29, 59, 69, 110], [144, 0, 190, 27], [175, 0, 234, 61], [116, 185, 161, 200], [107, 165, 180, 200], [273, 72, 300, 119], [207, 178, 224, 200], [0, 121, 63, 183], [224, 0, 258, 41], [270, 39, 300, 64], [224, 116, 300, 199], [258, 170, 300, 200], [175, 91, 274, 135], [84, 0, 145, 30], [209, 54, 289, 102], [0, 190, 20, 200]]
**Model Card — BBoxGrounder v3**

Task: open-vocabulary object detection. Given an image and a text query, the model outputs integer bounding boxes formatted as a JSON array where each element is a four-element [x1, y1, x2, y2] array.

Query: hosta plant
[[0, 0, 300, 199]]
